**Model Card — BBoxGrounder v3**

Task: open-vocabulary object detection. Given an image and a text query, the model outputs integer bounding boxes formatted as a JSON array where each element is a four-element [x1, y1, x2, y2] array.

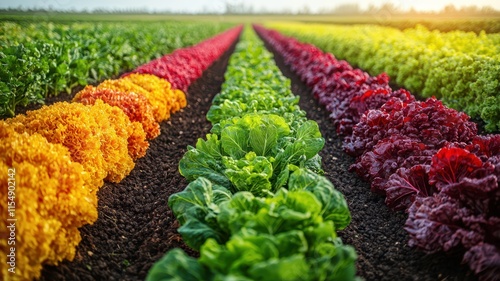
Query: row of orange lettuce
[[0, 26, 241, 281]]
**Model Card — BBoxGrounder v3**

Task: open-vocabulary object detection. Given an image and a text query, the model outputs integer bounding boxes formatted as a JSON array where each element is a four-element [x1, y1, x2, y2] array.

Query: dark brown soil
[[18, 30, 477, 281]]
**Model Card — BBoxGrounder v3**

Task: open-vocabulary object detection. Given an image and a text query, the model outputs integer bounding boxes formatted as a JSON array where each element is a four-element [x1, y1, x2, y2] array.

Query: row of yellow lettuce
[[267, 21, 500, 132], [0, 71, 186, 280]]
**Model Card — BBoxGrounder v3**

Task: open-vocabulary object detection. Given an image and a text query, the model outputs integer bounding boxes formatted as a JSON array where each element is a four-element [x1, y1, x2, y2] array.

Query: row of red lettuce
[[255, 24, 500, 281]]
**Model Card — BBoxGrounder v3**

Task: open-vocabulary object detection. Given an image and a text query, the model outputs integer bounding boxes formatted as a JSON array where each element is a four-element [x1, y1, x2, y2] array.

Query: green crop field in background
[[0, 17, 234, 117], [1, 11, 500, 33]]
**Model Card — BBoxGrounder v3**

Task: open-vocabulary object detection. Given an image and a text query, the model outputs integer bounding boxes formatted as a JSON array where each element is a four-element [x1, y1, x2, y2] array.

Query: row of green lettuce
[[0, 21, 234, 117], [267, 22, 500, 132], [146, 27, 359, 281]]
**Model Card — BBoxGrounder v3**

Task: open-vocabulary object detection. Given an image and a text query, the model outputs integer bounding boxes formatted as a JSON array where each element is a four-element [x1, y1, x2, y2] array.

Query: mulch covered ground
[[14, 30, 477, 281]]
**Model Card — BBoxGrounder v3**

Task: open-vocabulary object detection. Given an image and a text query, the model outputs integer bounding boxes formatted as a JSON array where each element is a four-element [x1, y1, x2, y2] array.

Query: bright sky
[[1, 0, 499, 13]]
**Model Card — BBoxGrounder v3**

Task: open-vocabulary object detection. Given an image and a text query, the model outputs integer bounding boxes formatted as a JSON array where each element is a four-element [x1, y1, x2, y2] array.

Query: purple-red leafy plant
[[383, 165, 434, 211], [344, 97, 478, 157], [350, 135, 435, 195], [406, 147, 500, 281]]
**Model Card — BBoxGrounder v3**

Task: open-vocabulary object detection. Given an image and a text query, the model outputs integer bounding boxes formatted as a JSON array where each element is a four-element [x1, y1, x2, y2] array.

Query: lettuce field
[[0, 17, 499, 281]]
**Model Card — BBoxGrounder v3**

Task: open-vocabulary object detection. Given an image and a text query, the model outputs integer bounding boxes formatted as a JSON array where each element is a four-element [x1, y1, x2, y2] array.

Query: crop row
[[367, 19, 500, 34], [0, 26, 241, 281], [256, 25, 500, 280], [267, 22, 500, 132], [0, 21, 235, 117], [146, 27, 358, 281], [307, 18, 500, 34]]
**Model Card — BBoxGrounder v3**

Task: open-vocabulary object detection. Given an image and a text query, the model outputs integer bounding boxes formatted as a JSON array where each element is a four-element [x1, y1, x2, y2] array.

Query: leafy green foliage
[[198, 188, 357, 281], [179, 114, 324, 194], [179, 135, 232, 187], [206, 30, 306, 128], [288, 166, 351, 230], [168, 177, 232, 250], [146, 248, 212, 281], [0, 21, 234, 117], [157, 179, 357, 281], [150, 27, 357, 281], [170, 166, 352, 251], [223, 152, 274, 195], [373, 19, 500, 34], [182, 31, 325, 194]]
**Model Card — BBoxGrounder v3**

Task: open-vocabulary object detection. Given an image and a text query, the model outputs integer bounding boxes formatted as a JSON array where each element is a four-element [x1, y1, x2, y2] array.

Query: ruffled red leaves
[[429, 147, 484, 189], [350, 135, 434, 194], [463, 243, 500, 280], [466, 135, 500, 168], [405, 194, 486, 253], [406, 147, 500, 280], [345, 98, 477, 157]]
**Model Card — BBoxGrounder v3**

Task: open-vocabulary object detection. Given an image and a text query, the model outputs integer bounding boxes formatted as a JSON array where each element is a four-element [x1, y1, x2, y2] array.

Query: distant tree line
[[0, 2, 499, 16]]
